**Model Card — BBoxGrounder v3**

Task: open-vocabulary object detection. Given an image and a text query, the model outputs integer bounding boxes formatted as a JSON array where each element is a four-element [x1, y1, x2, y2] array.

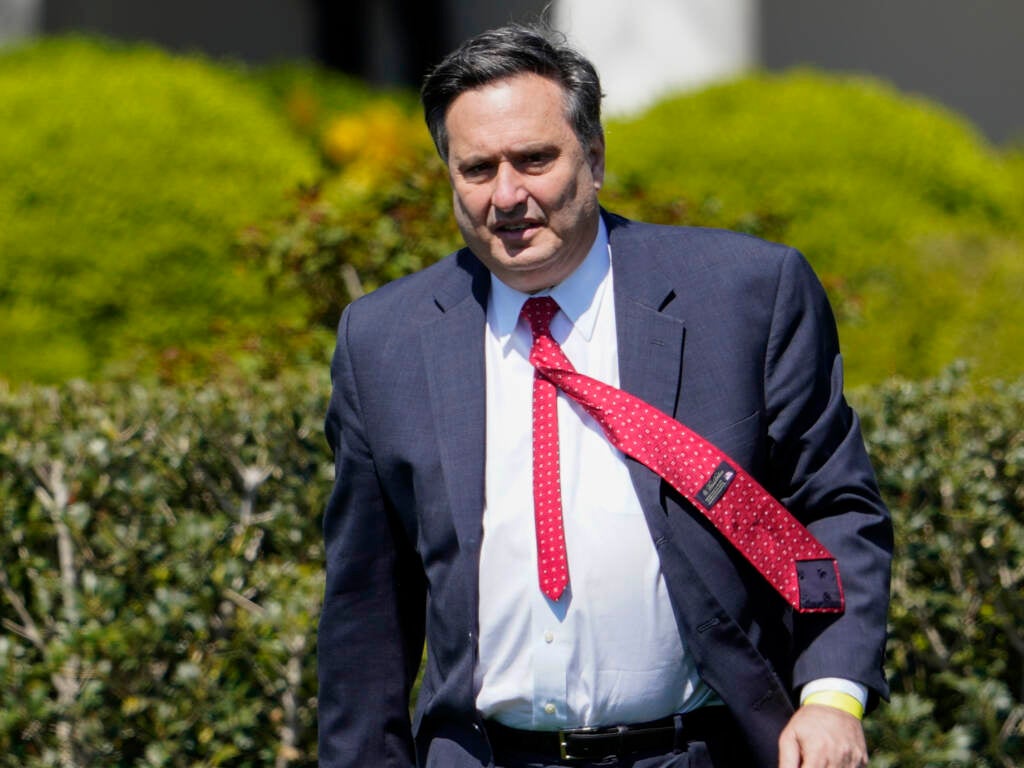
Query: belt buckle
[[558, 726, 601, 761]]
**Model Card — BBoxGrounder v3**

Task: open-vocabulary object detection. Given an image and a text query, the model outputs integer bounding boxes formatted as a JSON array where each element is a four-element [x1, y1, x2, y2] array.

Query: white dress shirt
[[474, 219, 718, 729]]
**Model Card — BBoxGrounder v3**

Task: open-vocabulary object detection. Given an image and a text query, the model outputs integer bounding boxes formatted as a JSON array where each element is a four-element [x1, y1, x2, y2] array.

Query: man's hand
[[778, 704, 868, 768]]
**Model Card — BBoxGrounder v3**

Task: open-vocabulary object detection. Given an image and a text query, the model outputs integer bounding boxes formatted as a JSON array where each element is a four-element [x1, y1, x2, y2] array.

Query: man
[[318, 24, 892, 768]]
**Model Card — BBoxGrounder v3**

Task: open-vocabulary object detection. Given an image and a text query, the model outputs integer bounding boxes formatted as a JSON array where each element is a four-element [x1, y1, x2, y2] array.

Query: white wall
[[553, 0, 758, 116], [0, 0, 42, 46]]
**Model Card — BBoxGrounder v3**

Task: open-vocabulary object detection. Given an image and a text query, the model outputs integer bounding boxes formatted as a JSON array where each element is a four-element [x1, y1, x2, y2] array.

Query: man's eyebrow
[[451, 141, 561, 170], [512, 142, 559, 154], [455, 154, 493, 170]]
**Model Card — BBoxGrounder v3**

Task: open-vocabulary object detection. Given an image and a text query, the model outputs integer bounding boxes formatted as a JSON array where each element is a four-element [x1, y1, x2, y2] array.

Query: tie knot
[[521, 296, 560, 338]]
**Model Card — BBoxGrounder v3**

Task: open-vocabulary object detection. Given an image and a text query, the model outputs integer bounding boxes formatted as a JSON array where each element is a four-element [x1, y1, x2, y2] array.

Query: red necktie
[[521, 296, 843, 614], [529, 307, 570, 601]]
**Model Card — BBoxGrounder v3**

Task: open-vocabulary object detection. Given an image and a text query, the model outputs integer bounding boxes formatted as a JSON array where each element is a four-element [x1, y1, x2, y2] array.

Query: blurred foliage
[[250, 61, 419, 155], [2, 41, 1022, 388], [0, 37, 320, 384], [237, 102, 460, 330], [2, 369, 1023, 764], [218, 59, 455, 332], [250, 62, 377, 140], [602, 71, 1024, 386]]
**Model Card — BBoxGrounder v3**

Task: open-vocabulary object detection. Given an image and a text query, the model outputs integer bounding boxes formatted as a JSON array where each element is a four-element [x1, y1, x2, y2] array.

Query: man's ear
[[588, 132, 606, 190]]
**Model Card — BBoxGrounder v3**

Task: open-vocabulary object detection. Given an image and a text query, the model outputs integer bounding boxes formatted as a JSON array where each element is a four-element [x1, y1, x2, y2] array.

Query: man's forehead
[[447, 73, 568, 117], [446, 75, 571, 134]]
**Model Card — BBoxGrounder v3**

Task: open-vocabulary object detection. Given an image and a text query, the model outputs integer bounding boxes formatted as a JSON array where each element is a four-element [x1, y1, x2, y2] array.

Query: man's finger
[[777, 724, 801, 768]]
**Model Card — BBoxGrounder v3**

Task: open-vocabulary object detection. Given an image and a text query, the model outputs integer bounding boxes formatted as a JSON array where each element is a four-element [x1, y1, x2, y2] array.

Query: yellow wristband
[[802, 691, 865, 720]]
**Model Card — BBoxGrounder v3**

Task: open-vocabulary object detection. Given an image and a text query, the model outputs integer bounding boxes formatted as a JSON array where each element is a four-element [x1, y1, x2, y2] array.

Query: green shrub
[[238, 117, 461, 330], [251, 61, 418, 156], [854, 366, 1024, 765], [603, 71, 1024, 386], [0, 375, 329, 766], [0, 37, 319, 384]]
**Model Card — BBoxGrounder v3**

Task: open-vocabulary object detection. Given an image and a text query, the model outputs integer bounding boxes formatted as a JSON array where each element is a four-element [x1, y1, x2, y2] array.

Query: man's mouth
[[495, 221, 540, 236]]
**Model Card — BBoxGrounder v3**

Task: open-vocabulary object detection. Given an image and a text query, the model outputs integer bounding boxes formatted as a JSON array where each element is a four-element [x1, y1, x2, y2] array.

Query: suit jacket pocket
[[699, 410, 762, 468]]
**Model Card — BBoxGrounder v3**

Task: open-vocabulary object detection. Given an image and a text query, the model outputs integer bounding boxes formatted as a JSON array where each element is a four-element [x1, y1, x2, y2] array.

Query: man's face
[[444, 73, 605, 294]]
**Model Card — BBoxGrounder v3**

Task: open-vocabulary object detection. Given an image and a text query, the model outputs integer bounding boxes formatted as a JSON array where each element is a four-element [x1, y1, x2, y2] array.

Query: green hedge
[[1, 369, 1022, 766], [0, 37, 319, 384], [0, 375, 330, 767], [856, 366, 1024, 765]]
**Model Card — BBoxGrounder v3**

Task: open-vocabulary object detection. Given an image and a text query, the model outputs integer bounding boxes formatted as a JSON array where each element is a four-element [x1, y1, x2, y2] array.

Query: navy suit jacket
[[318, 212, 892, 768]]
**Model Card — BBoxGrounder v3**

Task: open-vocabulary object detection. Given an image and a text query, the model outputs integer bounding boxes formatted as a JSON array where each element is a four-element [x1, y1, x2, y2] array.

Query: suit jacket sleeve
[[318, 303, 425, 768], [764, 248, 892, 704]]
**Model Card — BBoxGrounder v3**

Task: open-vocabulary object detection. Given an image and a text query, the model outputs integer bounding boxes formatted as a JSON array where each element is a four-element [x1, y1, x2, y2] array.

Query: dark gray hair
[[421, 23, 604, 161]]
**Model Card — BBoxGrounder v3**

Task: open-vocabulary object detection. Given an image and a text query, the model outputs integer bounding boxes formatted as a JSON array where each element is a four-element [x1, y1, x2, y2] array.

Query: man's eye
[[519, 153, 554, 172], [463, 163, 492, 178]]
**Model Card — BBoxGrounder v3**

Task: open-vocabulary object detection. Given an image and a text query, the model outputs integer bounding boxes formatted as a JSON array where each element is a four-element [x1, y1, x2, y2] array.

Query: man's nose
[[491, 163, 528, 211]]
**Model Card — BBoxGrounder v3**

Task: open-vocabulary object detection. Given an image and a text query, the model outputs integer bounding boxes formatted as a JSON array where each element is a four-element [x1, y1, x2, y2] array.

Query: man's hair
[[421, 23, 603, 161]]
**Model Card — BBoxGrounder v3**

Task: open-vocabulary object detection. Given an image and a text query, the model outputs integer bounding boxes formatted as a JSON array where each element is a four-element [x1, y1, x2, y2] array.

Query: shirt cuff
[[799, 678, 868, 720]]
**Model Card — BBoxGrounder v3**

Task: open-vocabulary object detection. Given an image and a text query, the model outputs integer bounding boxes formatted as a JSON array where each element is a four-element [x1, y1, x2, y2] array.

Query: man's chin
[[499, 260, 570, 294], [494, 239, 536, 259]]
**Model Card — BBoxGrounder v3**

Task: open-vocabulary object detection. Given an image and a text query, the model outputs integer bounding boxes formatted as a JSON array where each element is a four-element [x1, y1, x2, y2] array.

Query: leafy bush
[[237, 102, 460, 331], [251, 62, 378, 139], [603, 71, 1024, 385], [251, 62, 418, 159], [854, 366, 1024, 766], [0, 375, 330, 767], [2, 369, 1023, 765], [0, 37, 319, 384]]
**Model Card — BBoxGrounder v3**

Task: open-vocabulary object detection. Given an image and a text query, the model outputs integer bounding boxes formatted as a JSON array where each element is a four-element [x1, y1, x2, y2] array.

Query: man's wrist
[[800, 678, 868, 720], [801, 691, 864, 720]]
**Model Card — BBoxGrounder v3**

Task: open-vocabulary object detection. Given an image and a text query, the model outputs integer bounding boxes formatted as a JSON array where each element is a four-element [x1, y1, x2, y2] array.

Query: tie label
[[697, 461, 737, 509]]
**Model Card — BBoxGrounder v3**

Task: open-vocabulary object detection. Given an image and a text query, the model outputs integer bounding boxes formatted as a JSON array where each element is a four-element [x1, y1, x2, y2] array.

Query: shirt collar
[[488, 217, 610, 344]]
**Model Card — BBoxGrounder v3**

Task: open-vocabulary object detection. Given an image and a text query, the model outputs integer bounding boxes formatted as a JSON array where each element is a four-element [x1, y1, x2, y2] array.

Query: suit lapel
[[420, 250, 490, 553], [608, 215, 688, 509]]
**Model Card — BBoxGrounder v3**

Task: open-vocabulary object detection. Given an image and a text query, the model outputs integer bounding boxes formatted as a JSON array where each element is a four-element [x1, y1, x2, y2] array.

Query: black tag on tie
[[796, 559, 843, 611], [697, 461, 737, 509]]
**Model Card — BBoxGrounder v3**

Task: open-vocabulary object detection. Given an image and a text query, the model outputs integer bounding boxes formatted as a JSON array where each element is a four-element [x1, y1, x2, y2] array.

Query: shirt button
[[544, 703, 557, 715], [543, 631, 554, 644]]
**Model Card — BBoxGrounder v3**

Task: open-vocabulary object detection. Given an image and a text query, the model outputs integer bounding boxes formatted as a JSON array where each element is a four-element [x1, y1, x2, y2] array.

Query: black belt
[[484, 707, 732, 762]]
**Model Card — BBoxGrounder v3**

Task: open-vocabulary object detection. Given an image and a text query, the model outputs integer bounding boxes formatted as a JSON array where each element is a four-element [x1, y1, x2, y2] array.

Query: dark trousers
[[493, 740, 713, 767]]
